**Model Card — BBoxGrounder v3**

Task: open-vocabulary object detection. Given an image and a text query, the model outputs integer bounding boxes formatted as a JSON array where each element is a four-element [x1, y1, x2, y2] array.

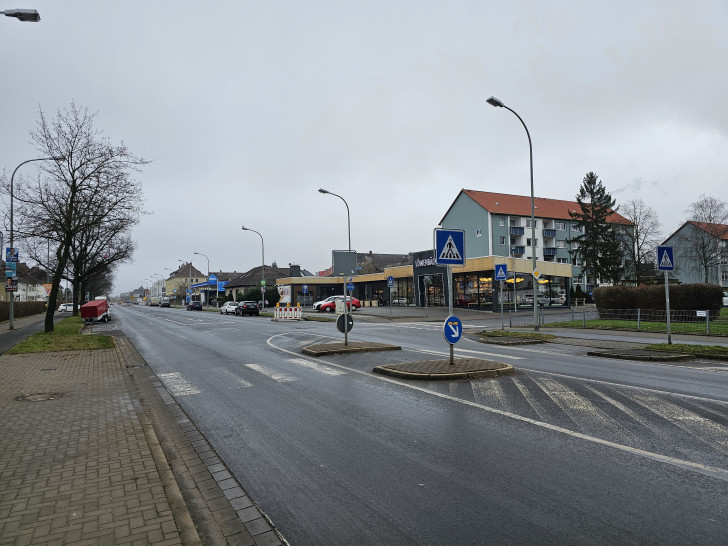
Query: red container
[[80, 300, 109, 322]]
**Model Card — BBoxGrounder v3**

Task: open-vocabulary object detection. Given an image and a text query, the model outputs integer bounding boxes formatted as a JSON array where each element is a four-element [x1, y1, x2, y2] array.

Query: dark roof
[[169, 262, 205, 279], [225, 265, 295, 289]]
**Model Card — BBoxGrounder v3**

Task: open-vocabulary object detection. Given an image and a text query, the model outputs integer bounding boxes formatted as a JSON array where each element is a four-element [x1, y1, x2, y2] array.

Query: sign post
[[387, 275, 394, 317], [435, 229, 465, 365], [495, 264, 508, 330], [657, 245, 675, 345]]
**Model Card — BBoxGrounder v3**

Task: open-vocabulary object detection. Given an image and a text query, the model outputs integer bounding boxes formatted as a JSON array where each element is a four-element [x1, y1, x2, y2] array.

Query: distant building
[[662, 221, 728, 287]]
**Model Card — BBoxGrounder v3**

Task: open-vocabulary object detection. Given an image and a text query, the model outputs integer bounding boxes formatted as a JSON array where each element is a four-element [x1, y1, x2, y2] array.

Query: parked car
[[316, 296, 361, 313], [524, 294, 550, 305], [235, 301, 260, 316], [220, 301, 238, 314], [187, 301, 202, 311], [57, 302, 73, 312], [723, 291, 728, 307]]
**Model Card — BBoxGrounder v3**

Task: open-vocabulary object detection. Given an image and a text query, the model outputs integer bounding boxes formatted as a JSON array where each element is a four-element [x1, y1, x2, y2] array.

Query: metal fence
[[506, 306, 726, 335]]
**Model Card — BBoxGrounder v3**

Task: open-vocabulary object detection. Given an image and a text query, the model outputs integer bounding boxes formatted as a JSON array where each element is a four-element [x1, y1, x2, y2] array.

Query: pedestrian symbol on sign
[[438, 235, 462, 262], [657, 245, 674, 271]]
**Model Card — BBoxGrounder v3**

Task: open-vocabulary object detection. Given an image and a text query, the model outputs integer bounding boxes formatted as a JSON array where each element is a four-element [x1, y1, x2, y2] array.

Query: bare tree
[[9, 102, 148, 332], [681, 194, 728, 283], [620, 198, 662, 285]]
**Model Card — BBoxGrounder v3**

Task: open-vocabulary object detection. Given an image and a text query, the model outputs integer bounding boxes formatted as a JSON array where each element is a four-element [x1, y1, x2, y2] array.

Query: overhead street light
[[1, 9, 41, 22], [486, 95, 539, 330], [318, 188, 352, 346], [8, 155, 65, 330], [241, 227, 266, 312]]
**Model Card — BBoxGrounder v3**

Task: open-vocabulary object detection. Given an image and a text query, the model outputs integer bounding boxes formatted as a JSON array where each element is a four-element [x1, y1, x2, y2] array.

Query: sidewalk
[[0, 315, 285, 545]]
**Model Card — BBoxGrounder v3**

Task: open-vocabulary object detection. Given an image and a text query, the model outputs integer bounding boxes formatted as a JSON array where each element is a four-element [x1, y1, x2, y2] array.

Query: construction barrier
[[274, 304, 303, 320]]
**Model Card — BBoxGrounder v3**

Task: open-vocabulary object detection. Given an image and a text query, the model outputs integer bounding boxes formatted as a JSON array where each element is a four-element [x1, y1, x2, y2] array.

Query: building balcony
[[542, 229, 556, 238], [543, 247, 558, 256], [511, 246, 526, 255], [509, 227, 525, 236]]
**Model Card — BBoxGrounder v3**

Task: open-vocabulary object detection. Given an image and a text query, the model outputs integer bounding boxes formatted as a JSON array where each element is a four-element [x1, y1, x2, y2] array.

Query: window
[[527, 238, 538, 247], [556, 240, 566, 248], [571, 242, 579, 249], [526, 219, 538, 228], [555, 222, 566, 231], [499, 217, 506, 227], [499, 236, 506, 246], [557, 258, 568, 264], [572, 224, 582, 232], [476, 228, 482, 237]]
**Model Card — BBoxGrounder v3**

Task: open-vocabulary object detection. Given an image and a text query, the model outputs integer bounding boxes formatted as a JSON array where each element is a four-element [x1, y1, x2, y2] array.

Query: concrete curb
[[373, 363, 514, 380], [586, 349, 694, 362], [302, 342, 401, 357]]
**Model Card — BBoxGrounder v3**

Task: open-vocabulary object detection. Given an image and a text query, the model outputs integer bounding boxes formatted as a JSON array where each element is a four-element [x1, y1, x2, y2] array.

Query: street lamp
[[8, 155, 65, 330], [486, 96, 539, 330], [194, 251, 210, 305], [318, 188, 352, 346], [241, 227, 265, 312], [1, 9, 41, 22]]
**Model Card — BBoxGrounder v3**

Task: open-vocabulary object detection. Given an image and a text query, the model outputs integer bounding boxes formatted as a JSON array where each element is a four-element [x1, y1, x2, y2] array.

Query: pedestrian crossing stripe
[[659, 250, 673, 269], [438, 235, 462, 261]]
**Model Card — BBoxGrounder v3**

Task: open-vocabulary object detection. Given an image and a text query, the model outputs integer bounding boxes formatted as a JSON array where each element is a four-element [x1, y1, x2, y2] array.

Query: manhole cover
[[15, 392, 64, 402]]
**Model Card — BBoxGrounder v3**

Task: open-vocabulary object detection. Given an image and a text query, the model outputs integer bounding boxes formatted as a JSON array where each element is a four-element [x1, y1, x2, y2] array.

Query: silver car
[[220, 301, 238, 314]]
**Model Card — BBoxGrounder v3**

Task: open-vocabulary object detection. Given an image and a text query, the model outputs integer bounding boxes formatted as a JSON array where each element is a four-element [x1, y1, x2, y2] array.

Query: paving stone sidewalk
[[0, 332, 285, 545]]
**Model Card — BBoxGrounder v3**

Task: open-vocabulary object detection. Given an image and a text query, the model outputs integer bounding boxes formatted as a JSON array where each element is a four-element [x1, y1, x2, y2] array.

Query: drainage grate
[[15, 392, 64, 402]]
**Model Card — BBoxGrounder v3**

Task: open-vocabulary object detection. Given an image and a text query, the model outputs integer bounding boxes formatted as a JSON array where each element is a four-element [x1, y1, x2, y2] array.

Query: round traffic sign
[[443, 315, 462, 344], [336, 313, 354, 333]]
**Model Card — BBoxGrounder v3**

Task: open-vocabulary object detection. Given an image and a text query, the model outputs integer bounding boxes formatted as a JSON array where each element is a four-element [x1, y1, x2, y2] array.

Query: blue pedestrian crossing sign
[[657, 246, 674, 271], [387, 275, 394, 287], [495, 264, 508, 281], [434, 229, 465, 266]]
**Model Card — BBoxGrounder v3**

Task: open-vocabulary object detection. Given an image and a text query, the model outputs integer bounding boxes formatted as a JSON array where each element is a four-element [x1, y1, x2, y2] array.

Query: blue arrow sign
[[434, 229, 465, 266], [495, 264, 508, 281], [657, 246, 674, 271], [443, 315, 463, 344]]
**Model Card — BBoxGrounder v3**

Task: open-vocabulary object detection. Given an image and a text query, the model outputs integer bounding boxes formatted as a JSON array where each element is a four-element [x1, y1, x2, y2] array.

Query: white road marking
[[266, 332, 728, 482], [288, 358, 346, 376], [245, 364, 297, 383], [158, 372, 201, 396], [214, 367, 253, 388]]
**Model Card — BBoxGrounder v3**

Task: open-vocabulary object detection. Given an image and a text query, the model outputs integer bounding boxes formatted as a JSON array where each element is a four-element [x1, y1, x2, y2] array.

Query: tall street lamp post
[[194, 251, 210, 305], [1, 9, 41, 22], [8, 155, 65, 330], [318, 188, 352, 346], [486, 96, 540, 331], [241, 227, 265, 312]]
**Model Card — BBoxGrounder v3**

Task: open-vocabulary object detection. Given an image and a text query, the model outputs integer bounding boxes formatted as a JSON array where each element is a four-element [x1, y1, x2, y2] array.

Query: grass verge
[[544, 318, 728, 336], [644, 343, 728, 361], [477, 330, 556, 341], [6, 316, 115, 354]]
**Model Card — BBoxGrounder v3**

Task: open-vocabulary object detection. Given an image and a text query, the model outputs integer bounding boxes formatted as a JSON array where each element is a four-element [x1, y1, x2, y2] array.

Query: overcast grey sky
[[2, 1, 726, 295]]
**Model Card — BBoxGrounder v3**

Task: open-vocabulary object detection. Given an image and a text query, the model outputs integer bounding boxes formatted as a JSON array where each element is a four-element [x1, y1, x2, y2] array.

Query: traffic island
[[586, 348, 694, 362], [373, 358, 514, 380], [479, 337, 544, 346], [302, 341, 401, 357]]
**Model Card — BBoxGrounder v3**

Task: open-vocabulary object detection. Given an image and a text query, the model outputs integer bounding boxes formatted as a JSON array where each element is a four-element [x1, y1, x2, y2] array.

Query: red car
[[317, 296, 360, 313]]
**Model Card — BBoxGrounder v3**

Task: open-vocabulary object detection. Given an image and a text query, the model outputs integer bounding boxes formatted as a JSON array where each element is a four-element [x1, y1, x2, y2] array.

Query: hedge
[[593, 284, 723, 319]]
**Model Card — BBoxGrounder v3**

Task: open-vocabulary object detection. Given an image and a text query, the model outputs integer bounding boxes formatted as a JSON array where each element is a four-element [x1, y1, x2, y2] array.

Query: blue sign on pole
[[387, 275, 394, 287], [495, 264, 508, 281], [657, 246, 674, 271], [443, 315, 463, 344], [347, 282, 355, 292], [434, 229, 465, 266], [302, 284, 308, 294]]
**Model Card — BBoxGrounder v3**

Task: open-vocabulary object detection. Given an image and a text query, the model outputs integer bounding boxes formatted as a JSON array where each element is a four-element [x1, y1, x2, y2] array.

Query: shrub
[[593, 283, 723, 318]]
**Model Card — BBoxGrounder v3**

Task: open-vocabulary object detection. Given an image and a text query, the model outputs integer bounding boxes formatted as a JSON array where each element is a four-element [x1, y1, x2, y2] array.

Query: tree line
[[568, 171, 727, 287], [2, 102, 147, 333]]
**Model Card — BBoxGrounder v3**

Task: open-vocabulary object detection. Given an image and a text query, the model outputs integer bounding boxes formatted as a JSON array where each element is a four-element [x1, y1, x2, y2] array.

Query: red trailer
[[80, 299, 110, 324]]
